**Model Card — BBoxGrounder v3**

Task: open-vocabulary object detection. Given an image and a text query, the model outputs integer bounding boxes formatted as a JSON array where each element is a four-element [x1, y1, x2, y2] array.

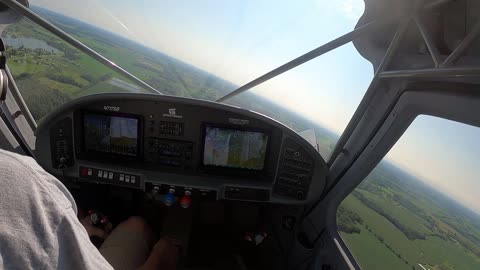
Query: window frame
[[307, 83, 480, 269]]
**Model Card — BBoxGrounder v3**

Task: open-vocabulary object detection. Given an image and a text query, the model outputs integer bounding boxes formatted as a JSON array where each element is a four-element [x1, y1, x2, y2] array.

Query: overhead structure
[[213, 0, 480, 168]]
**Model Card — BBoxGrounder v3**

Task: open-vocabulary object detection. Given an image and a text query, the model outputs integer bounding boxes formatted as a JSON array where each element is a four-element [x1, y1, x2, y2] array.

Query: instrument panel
[[34, 93, 327, 204]]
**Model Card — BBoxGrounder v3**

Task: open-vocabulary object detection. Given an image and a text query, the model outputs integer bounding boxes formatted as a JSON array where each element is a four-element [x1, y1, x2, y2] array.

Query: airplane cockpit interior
[[1, 0, 480, 269]]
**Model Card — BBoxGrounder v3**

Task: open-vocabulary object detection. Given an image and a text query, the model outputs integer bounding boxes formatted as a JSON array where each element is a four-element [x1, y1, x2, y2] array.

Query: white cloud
[[313, 0, 364, 21], [339, 0, 365, 21], [31, 0, 135, 38]]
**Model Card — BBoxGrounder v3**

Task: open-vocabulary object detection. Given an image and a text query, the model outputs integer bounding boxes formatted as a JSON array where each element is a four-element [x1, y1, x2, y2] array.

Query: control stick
[[88, 210, 109, 229], [86, 210, 110, 248]]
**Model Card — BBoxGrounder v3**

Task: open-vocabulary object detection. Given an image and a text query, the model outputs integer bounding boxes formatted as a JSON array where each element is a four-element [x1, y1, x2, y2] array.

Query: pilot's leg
[[99, 216, 154, 270]]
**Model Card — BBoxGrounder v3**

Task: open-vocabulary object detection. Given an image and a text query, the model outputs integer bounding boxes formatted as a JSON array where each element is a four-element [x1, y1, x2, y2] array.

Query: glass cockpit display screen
[[203, 126, 269, 170], [83, 113, 139, 157]]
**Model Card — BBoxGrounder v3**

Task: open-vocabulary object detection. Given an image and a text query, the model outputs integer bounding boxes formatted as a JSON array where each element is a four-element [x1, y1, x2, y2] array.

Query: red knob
[[80, 167, 88, 176], [180, 191, 192, 209]]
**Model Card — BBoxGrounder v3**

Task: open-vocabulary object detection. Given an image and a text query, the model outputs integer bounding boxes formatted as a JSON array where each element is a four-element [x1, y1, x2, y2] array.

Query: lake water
[[109, 77, 142, 93], [2, 36, 60, 53]]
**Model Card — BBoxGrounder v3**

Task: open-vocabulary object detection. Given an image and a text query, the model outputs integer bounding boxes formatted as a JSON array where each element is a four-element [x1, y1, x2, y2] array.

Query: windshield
[[3, 0, 371, 159]]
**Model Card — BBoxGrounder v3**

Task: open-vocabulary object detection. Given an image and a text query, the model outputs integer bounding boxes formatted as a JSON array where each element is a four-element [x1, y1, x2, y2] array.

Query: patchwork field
[[338, 163, 480, 270]]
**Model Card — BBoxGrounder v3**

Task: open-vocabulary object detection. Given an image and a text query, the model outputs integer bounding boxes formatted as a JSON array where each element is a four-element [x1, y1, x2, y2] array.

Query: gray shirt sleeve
[[0, 150, 113, 270]]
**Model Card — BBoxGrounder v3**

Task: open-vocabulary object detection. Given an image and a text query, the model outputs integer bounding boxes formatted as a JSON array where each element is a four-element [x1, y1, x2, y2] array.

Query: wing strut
[[216, 20, 381, 103]]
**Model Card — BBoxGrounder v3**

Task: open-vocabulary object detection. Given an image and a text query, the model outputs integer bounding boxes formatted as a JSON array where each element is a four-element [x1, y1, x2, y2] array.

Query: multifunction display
[[203, 126, 269, 170]]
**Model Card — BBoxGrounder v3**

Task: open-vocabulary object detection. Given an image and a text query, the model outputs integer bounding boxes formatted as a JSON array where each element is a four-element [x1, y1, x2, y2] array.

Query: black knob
[[296, 191, 305, 199], [59, 156, 67, 164]]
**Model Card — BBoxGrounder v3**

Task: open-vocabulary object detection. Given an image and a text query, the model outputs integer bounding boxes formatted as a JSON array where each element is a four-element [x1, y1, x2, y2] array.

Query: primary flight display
[[83, 112, 139, 157]]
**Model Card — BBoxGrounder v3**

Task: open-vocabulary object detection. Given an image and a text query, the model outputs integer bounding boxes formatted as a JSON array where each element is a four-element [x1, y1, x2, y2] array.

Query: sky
[[32, 0, 371, 134], [29, 0, 480, 214]]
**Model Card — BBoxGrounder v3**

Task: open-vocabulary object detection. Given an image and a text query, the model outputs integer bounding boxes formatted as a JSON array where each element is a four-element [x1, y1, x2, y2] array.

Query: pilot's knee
[[120, 216, 149, 232]]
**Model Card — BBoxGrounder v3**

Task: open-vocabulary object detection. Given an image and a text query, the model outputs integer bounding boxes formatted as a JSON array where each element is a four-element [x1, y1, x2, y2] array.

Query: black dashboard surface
[[35, 93, 327, 204]]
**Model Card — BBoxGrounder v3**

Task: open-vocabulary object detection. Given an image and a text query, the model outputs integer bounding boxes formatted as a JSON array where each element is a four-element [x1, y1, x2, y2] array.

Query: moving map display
[[203, 126, 268, 170], [84, 113, 139, 156]]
